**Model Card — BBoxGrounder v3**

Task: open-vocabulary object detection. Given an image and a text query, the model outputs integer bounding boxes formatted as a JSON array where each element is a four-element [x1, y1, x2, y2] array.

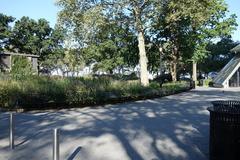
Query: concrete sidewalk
[[0, 87, 240, 160]]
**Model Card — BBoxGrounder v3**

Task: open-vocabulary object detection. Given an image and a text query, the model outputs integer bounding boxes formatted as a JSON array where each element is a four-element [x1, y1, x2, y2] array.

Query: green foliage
[[57, 0, 140, 73], [10, 56, 34, 79], [190, 0, 237, 62], [8, 17, 49, 56], [84, 39, 125, 74], [0, 80, 20, 107], [196, 79, 213, 87], [57, 48, 85, 76], [4, 16, 65, 70], [0, 76, 190, 110], [162, 81, 190, 91], [153, 0, 237, 79], [1, 0, 238, 87], [41, 25, 66, 72], [199, 38, 239, 73], [203, 79, 213, 87], [56, 0, 161, 85], [0, 13, 15, 50], [0, 14, 67, 74]]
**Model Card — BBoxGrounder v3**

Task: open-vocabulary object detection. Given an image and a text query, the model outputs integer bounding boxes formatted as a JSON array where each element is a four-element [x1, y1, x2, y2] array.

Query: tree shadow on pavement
[[0, 88, 239, 160]]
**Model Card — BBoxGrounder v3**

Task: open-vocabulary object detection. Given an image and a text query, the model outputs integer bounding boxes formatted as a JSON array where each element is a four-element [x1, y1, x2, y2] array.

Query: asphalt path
[[0, 87, 239, 160]]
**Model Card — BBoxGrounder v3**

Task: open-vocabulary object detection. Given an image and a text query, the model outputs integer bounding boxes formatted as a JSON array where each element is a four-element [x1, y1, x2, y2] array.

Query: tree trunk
[[192, 61, 197, 87], [134, 6, 149, 86], [137, 30, 149, 86], [170, 47, 177, 82], [170, 43, 179, 82], [170, 61, 177, 82]]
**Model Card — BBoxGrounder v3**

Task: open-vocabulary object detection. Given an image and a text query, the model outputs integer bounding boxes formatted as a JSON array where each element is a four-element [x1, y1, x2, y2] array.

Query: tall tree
[[0, 13, 15, 50], [82, 17, 138, 74], [57, 0, 160, 86], [153, 0, 237, 81], [8, 17, 51, 58], [7, 16, 65, 70], [40, 25, 66, 73]]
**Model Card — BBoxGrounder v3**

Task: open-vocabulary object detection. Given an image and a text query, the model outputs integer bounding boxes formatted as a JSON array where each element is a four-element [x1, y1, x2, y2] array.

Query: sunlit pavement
[[0, 87, 240, 160]]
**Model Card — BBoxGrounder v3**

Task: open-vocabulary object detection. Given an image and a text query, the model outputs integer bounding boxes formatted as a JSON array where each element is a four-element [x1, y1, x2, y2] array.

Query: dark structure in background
[[0, 51, 39, 73], [213, 44, 240, 88]]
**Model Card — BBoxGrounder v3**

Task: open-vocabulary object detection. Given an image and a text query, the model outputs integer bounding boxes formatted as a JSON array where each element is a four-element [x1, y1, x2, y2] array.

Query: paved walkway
[[0, 87, 240, 160]]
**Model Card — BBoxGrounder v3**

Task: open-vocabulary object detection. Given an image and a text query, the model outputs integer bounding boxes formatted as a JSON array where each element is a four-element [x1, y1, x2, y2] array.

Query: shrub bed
[[0, 76, 192, 111], [197, 79, 213, 87]]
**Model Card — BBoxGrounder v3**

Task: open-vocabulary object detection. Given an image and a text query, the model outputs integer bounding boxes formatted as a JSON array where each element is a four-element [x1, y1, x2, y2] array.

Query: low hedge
[[0, 76, 192, 111], [197, 79, 213, 87]]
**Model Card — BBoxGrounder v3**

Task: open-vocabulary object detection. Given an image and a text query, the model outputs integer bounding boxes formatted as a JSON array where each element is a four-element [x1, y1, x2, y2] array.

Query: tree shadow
[[0, 88, 239, 160]]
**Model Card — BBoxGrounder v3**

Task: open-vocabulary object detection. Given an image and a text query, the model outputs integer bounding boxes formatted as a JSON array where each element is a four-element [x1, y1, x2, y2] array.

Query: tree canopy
[[0, 13, 15, 50], [0, 14, 66, 73], [56, 0, 237, 84], [0, 0, 238, 81], [200, 38, 239, 73]]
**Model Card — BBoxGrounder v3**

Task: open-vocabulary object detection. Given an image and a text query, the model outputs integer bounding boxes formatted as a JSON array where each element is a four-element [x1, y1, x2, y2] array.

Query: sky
[[0, 0, 239, 41], [0, 0, 59, 27]]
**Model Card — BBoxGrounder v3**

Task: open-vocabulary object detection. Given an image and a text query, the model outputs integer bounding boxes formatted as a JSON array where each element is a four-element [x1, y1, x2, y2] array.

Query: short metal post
[[53, 128, 60, 160], [9, 113, 14, 149]]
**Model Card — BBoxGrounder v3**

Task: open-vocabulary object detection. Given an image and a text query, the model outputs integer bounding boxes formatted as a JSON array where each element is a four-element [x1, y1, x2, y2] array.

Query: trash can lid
[[208, 100, 240, 114], [212, 100, 240, 106]]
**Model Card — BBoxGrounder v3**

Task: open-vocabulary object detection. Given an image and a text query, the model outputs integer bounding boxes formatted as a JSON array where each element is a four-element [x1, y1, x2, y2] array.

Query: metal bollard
[[9, 113, 14, 149], [53, 128, 60, 160]]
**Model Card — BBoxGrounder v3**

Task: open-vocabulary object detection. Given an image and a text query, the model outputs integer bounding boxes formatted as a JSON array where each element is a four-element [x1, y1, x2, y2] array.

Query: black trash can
[[208, 100, 240, 160]]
